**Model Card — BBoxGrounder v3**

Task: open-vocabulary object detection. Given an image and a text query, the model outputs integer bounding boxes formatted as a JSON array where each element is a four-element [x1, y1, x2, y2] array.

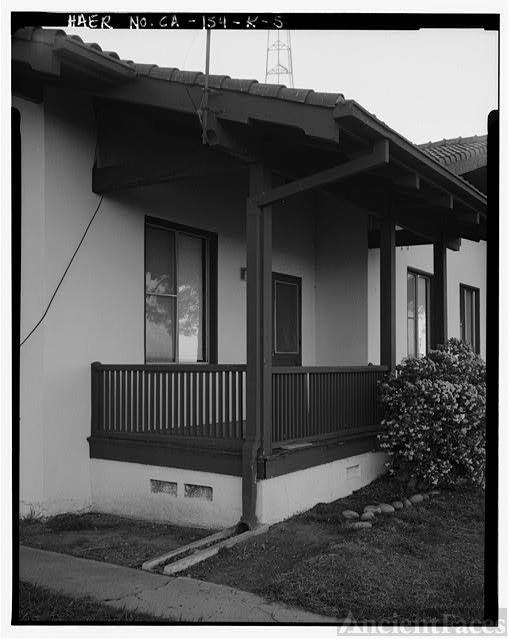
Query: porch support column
[[242, 163, 272, 530], [380, 216, 396, 371], [432, 239, 448, 348]]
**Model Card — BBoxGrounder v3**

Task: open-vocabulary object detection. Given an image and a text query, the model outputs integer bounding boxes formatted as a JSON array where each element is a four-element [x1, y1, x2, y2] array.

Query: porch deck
[[89, 362, 387, 478]]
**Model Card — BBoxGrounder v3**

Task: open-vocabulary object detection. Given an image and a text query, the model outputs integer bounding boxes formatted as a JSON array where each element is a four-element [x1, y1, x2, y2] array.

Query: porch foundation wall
[[256, 451, 387, 525], [90, 459, 242, 529]]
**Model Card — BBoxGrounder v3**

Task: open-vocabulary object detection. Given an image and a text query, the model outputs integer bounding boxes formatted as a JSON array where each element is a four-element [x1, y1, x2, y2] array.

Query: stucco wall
[[16, 97, 46, 512], [88, 452, 386, 528], [367, 241, 487, 364], [257, 451, 387, 525], [90, 460, 242, 529]]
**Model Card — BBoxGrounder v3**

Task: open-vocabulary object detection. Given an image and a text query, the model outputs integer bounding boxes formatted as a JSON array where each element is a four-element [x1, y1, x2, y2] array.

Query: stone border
[[342, 490, 441, 529]]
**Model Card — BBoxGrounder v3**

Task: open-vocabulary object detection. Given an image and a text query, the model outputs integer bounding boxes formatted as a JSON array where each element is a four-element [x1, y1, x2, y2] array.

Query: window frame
[[144, 216, 218, 364], [459, 283, 480, 354], [407, 268, 432, 358]]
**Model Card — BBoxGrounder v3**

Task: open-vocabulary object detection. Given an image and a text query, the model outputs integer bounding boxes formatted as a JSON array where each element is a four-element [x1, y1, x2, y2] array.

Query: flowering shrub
[[378, 338, 486, 488]]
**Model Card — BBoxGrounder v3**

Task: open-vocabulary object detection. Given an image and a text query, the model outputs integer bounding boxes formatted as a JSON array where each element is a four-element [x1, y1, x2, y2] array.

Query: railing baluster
[[212, 371, 217, 438], [231, 370, 237, 438], [173, 372, 179, 434], [218, 370, 224, 437], [125, 370, 131, 433], [162, 372, 168, 431], [103, 369, 110, 432], [240, 371, 245, 439], [180, 371, 185, 433], [184, 372, 190, 434], [225, 370, 230, 438], [197, 371, 203, 436], [191, 371, 197, 435], [204, 371, 210, 437]]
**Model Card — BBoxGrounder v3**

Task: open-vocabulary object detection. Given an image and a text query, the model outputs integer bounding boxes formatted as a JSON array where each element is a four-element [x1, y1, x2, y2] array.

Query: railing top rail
[[92, 363, 247, 372], [272, 365, 389, 374], [92, 363, 388, 373]]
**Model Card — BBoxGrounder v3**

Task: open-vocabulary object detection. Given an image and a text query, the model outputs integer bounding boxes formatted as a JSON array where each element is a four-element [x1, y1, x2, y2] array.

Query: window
[[145, 218, 217, 363], [272, 272, 302, 366], [407, 270, 431, 357], [460, 284, 480, 354]]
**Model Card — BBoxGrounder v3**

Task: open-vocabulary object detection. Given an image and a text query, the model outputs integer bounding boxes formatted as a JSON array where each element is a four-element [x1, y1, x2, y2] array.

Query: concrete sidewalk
[[19, 545, 339, 624]]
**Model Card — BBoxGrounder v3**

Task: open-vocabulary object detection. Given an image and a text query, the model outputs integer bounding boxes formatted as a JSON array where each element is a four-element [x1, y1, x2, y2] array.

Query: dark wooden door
[[272, 272, 302, 366]]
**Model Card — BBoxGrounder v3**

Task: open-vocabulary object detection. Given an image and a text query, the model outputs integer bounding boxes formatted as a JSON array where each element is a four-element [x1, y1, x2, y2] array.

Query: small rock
[[342, 509, 360, 520], [361, 511, 375, 521], [402, 498, 412, 508], [347, 521, 372, 530], [379, 503, 395, 514], [409, 494, 424, 504], [430, 490, 440, 496], [392, 501, 404, 510], [364, 505, 381, 514]]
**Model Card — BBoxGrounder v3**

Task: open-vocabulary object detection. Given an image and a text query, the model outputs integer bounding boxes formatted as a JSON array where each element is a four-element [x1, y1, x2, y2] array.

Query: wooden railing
[[271, 366, 388, 445], [91, 363, 387, 448], [91, 363, 246, 440]]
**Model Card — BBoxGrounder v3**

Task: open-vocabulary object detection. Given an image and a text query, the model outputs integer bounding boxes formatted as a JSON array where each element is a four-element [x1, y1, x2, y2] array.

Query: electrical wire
[[19, 195, 104, 348]]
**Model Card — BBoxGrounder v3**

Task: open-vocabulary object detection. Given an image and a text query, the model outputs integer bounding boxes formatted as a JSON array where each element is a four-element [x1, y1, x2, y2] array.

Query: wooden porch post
[[380, 216, 396, 370], [242, 163, 272, 529], [432, 239, 448, 348], [91, 362, 101, 436]]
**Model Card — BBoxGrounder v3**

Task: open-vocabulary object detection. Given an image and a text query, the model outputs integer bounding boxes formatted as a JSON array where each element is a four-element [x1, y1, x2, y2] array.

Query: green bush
[[378, 338, 486, 488]]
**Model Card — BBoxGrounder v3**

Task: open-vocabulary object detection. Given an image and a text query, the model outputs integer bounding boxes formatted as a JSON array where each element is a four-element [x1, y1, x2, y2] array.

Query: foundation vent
[[150, 479, 177, 496], [184, 484, 213, 501]]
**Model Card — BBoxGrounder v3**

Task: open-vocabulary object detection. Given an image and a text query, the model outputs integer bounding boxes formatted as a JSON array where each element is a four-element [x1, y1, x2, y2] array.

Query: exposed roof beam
[[253, 139, 389, 208], [368, 229, 461, 251], [206, 114, 260, 163]]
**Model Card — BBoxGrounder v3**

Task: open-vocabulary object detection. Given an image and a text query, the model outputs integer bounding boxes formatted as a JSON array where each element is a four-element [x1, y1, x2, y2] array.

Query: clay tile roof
[[248, 83, 285, 98], [14, 26, 135, 71], [13, 27, 346, 107], [419, 135, 487, 167]]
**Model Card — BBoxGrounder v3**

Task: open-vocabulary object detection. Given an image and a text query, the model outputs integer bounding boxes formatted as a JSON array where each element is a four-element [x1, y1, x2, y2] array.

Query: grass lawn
[[186, 477, 485, 624], [19, 511, 214, 569], [16, 581, 165, 623]]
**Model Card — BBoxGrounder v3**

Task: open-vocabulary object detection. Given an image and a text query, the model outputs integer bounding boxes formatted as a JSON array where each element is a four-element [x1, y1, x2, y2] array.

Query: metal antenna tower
[[265, 30, 294, 87]]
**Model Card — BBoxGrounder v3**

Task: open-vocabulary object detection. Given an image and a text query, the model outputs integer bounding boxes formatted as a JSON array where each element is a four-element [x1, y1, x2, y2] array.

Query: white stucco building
[[13, 28, 488, 529]]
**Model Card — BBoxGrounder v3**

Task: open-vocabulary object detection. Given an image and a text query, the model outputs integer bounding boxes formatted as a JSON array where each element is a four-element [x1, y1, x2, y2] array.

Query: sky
[[61, 26, 498, 144]]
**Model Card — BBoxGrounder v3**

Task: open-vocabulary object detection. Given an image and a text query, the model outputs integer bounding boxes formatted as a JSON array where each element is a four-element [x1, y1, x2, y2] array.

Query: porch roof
[[13, 27, 488, 242]]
